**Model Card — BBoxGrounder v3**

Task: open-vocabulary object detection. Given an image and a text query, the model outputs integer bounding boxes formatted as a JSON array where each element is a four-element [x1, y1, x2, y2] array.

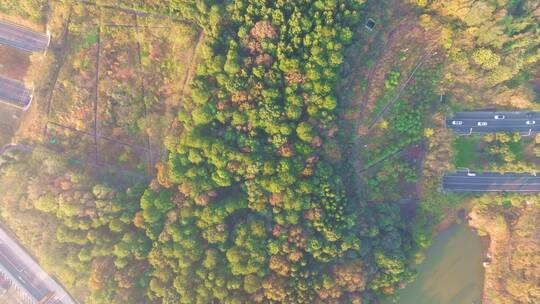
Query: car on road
[[477, 122, 488, 126], [365, 18, 376, 31], [16, 274, 27, 284], [494, 114, 505, 119], [526, 120, 536, 125], [467, 172, 476, 177], [452, 120, 463, 125]]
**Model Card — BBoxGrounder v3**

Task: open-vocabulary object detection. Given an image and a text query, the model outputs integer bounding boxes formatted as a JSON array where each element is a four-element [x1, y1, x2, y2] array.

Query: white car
[[452, 120, 463, 125], [477, 122, 488, 126], [526, 120, 536, 125], [494, 115, 505, 120], [467, 172, 476, 177]]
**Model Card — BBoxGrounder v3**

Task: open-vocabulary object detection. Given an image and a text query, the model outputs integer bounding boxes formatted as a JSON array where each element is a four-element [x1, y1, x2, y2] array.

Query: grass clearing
[[0, 105, 21, 145], [0, 45, 30, 81], [451, 134, 538, 172], [44, 2, 201, 175], [453, 136, 479, 168], [507, 140, 525, 161]]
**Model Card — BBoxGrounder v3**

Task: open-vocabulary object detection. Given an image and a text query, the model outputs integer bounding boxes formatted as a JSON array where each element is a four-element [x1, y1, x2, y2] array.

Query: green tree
[[296, 122, 315, 142], [472, 48, 501, 70]]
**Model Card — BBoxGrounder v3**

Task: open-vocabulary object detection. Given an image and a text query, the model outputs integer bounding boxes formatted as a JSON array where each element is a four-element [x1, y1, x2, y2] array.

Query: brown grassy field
[[0, 45, 30, 81]]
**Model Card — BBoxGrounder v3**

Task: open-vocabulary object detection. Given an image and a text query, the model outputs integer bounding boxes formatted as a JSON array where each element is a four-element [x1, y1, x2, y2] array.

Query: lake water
[[391, 222, 486, 304]]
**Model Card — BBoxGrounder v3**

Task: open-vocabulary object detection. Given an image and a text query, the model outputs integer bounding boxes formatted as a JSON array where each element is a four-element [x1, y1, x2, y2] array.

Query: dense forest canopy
[[0, 150, 150, 303], [0, 0, 424, 303], [416, 0, 540, 105], [139, 0, 418, 303]]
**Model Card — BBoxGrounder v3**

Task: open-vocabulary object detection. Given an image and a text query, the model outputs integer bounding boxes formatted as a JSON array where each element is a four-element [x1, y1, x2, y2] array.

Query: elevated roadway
[[446, 111, 540, 134], [443, 171, 540, 192], [0, 225, 76, 304], [0, 19, 49, 52], [0, 75, 32, 110]]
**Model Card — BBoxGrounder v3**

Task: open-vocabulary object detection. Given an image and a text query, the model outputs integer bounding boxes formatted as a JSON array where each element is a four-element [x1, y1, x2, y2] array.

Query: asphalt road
[[0, 19, 49, 52], [0, 226, 76, 304], [0, 75, 32, 110], [443, 171, 540, 192], [446, 111, 540, 134], [0, 242, 45, 300]]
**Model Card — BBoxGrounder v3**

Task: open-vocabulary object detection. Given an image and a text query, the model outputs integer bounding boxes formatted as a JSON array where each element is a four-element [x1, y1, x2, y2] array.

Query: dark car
[[365, 19, 376, 31]]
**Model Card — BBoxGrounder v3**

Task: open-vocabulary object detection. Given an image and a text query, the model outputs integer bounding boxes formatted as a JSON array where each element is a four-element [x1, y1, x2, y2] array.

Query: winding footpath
[[0, 143, 33, 156]]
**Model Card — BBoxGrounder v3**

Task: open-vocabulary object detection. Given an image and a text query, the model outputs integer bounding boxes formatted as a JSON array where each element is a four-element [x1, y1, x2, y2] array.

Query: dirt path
[[134, 14, 154, 174], [358, 22, 418, 120], [76, 0, 194, 26], [359, 140, 424, 173], [179, 29, 205, 100], [45, 7, 72, 117], [100, 23, 170, 29], [0, 143, 33, 156], [43, 121, 159, 179], [93, 11, 102, 164], [1, 141, 149, 180], [46, 121, 158, 154]]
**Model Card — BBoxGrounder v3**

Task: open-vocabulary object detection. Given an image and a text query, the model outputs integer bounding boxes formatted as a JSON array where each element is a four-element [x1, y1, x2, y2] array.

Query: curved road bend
[[0, 144, 33, 156], [447, 111, 540, 134], [443, 171, 540, 192], [0, 19, 49, 52]]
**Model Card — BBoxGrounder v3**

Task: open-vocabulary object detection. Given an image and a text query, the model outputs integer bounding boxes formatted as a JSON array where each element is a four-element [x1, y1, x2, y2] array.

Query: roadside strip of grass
[[453, 136, 479, 169]]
